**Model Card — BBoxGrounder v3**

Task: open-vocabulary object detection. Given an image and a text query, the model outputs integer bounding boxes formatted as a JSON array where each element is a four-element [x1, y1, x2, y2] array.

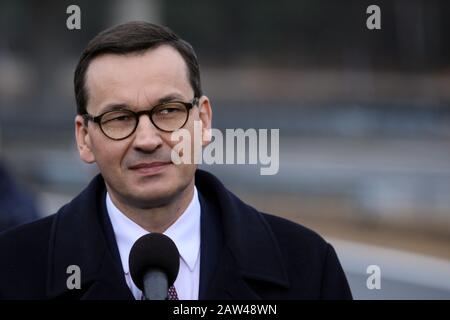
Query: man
[[0, 22, 352, 300]]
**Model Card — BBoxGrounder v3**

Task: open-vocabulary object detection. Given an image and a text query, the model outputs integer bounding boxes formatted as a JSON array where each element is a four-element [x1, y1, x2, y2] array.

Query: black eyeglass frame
[[82, 97, 199, 140]]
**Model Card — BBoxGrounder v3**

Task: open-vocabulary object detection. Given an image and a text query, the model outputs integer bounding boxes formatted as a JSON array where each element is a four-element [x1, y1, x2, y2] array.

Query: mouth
[[128, 161, 172, 175]]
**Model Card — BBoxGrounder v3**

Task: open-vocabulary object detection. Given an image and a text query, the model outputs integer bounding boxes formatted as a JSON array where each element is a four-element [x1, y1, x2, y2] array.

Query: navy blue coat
[[0, 170, 352, 299]]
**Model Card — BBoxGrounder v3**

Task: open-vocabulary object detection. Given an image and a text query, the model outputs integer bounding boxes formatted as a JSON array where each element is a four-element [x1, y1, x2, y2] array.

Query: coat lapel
[[46, 175, 134, 300], [202, 247, 262, 299]]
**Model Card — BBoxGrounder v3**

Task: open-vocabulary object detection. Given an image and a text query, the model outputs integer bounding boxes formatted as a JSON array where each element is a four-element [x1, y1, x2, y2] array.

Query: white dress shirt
[[106, 187, 201, 300]]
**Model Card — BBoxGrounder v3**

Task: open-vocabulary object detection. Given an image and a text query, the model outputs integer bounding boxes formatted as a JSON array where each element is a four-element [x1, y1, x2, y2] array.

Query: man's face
[[75, 45, 211, 209]]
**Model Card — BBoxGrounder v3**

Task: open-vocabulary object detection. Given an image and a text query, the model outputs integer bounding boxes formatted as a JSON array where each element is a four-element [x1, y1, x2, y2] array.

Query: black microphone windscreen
[[129, 233, 180, 291]]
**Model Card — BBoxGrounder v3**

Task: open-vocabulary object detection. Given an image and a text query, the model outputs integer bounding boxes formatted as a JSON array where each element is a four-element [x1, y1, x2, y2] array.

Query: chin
[[128, 186, 179, 208]]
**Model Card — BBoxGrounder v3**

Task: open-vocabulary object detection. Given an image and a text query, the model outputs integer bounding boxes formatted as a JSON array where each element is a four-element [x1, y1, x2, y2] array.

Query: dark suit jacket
[[0, 169, 352, 300]]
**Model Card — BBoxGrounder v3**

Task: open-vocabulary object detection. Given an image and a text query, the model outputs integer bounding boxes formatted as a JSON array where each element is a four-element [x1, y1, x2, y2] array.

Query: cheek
[[91, 135, 128, 169]]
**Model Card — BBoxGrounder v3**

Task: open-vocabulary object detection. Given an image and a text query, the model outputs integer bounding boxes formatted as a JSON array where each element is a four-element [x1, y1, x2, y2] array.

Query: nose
[[132, 114, 163, 152]]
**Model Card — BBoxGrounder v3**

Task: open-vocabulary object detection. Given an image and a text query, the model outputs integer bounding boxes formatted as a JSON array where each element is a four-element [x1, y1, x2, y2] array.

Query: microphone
[[129, 233, 180, 300]]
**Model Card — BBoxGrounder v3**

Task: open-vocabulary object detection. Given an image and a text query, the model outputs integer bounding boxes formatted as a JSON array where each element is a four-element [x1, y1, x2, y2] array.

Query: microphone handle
[[142, 268, 169, 300]]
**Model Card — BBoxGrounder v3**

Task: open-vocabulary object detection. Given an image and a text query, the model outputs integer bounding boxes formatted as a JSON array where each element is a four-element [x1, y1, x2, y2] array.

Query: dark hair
[[74, 21, 202, 115]]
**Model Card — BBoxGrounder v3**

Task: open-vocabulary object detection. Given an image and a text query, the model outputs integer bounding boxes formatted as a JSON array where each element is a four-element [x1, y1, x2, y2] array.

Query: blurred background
[[1, 0, 449, 299]]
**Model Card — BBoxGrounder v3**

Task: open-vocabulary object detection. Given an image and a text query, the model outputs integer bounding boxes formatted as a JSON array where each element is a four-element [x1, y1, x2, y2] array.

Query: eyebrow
[[97, 93, 187, 115]]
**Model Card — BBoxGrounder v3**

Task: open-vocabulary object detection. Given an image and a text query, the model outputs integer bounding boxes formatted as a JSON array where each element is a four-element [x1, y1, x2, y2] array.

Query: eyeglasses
[[83, 98, 198, 140]]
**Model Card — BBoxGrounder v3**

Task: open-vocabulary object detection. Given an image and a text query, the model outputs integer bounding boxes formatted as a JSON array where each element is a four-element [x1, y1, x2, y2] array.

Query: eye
[[101, 111, 134, 124], [112, 115, 131, 121], [158, 107, 181, 115]]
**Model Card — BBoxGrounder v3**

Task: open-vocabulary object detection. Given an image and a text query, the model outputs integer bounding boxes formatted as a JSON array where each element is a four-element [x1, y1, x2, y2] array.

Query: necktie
[[140, 285, 179, 300], [167, 285, 179, 300]]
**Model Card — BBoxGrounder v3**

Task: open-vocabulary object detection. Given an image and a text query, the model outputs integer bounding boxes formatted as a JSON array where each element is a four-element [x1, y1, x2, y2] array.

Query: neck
[[106, 181, 195, 233]]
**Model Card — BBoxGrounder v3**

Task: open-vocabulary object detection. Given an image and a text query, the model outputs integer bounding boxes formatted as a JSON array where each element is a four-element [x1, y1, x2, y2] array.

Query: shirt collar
[[106, 187, 201, 274]]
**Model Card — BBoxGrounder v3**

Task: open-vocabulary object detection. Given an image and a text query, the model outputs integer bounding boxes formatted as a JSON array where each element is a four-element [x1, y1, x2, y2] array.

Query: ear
[[75, 115, 96, 164], [197, 96, 212, 147]]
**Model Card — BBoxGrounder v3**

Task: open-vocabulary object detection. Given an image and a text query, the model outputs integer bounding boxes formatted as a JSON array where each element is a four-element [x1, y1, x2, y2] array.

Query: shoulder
[[0, 215, 56, 298], [260, 212, 352, 299], [261, 212, 330, 260], [0, 214, 55, 249]]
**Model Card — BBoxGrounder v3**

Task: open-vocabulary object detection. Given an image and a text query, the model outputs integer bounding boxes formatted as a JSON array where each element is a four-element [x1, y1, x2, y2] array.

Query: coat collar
[[46, 170, 289, 299]]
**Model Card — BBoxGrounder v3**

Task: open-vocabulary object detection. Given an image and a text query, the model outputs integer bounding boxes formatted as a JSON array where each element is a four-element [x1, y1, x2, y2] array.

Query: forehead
[[85, 45, 193, 113]]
